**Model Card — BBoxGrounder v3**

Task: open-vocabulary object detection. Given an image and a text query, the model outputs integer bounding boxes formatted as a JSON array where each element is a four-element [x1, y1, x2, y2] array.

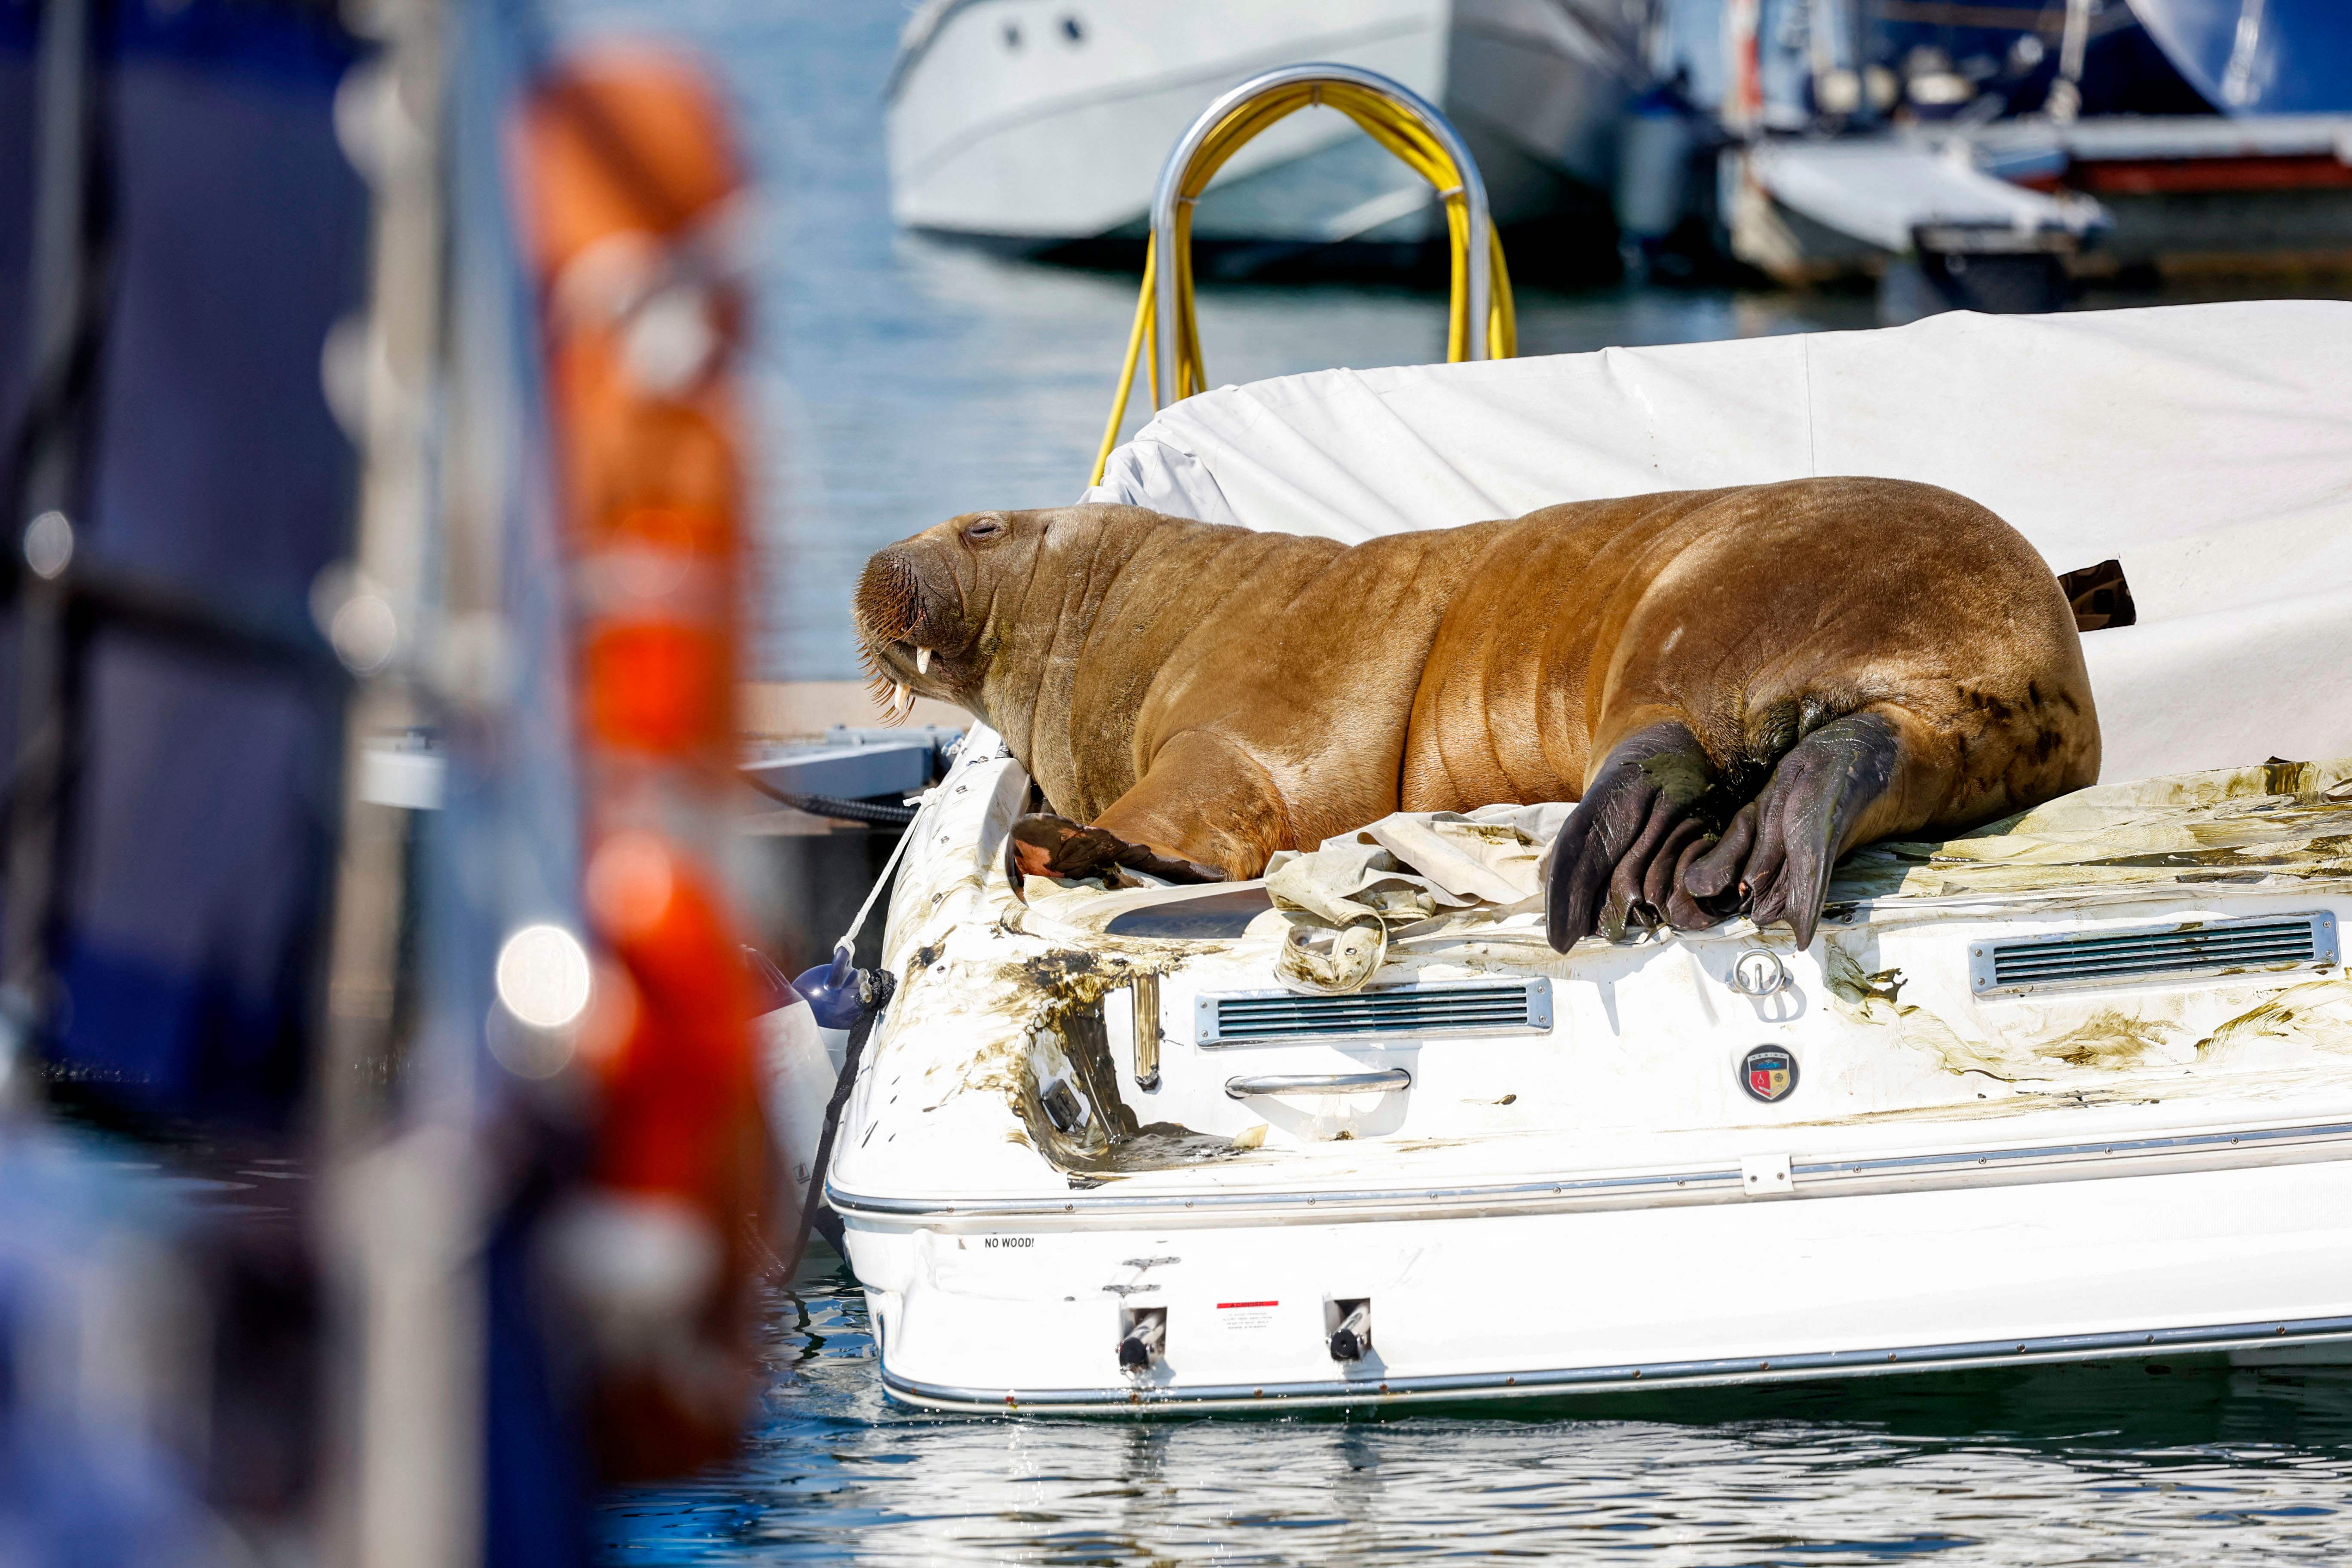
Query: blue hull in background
[[2134, 0, 2352, 114]]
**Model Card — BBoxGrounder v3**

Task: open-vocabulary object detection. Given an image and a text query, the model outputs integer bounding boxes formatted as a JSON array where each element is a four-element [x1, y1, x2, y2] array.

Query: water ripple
[[600, 1266, 2352, 1565]]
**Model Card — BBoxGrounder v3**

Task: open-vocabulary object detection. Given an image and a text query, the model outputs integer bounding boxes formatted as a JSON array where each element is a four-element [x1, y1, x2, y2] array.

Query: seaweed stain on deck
[[1822, 940, 2189, 1083], [2195, 979, 2352, 1065], [2034, 1009, 2178, 1070], [1823, 941, 2023, 1082], [936, 944, 1246, 1179], [1823, 948, 1905, 1009]]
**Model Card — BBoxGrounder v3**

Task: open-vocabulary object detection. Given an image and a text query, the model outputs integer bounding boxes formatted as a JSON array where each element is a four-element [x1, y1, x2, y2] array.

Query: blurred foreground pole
[[326, 0, 443, 1147], [319, 0, 481, 1560]]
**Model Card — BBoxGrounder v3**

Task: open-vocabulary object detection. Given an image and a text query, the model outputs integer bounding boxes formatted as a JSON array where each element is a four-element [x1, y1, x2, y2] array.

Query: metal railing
[[1090, 64, 1517, 484]]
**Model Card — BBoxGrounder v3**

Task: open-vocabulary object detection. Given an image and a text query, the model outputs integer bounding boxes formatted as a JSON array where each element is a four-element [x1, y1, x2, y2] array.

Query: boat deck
[[830, 749, 2352, 1224]]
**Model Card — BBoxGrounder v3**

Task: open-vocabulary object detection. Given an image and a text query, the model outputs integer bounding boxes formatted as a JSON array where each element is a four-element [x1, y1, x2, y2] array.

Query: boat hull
[[844, 1152, 2352, 1412], [2132, 0, 2352, 115], [884, 0, 1636, 248]]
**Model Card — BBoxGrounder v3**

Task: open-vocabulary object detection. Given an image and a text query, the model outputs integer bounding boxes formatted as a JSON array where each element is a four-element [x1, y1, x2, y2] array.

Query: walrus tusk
[[892, 682, 911, 717], [915, 646, 931, 675]]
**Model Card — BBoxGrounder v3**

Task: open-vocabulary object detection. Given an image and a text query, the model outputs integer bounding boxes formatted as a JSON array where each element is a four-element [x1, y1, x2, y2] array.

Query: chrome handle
[[1225, 1069, 1411, 1099]]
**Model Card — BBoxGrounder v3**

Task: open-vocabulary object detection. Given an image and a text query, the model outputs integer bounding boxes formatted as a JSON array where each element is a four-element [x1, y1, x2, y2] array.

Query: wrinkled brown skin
[[854, 480, 2100, 949]]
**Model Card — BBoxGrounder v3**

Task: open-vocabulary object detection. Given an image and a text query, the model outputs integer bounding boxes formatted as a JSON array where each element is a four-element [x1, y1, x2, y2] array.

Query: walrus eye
[[963, 515, 1006, 544]]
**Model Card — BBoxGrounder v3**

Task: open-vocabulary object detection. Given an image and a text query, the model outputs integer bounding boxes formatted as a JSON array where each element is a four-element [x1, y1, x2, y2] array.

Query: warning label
[[1217, 1299, 1278, 1332]]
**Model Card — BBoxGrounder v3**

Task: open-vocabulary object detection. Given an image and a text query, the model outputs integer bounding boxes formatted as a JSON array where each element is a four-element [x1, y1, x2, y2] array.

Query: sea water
[[557, 2, 2352, 1559], [602, 1262, 2352, 1565]]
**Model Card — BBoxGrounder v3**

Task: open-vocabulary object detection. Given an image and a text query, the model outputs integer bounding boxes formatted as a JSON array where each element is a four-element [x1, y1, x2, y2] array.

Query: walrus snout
[[854, 539, 979, 718], [854, 551, 928, 647]]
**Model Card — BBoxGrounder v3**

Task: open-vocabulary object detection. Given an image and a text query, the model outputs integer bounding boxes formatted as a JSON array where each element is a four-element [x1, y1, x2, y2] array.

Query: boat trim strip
[[829, 1117, 2352, 1222], [879, 1314, 2352, 1413]]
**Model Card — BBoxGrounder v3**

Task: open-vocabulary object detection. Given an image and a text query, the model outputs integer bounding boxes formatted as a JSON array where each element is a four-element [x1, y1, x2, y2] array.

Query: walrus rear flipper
[[1547, 709, 1923, 952], [1680, 709, 1912, 949], [1546, 721, 1722, 951]]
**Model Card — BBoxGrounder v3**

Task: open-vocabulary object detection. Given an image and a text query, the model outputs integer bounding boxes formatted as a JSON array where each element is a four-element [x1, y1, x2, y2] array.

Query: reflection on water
[[601, 1262, 2352, 1565]]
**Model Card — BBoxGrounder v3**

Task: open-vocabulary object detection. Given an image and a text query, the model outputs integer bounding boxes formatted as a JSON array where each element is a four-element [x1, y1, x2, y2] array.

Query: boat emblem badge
[[1741, 1044, 1799, 1103]]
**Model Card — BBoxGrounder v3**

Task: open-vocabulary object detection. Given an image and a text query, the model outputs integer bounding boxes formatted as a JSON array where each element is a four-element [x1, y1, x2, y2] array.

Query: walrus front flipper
[[1680, 710, 1907, 948], [1545, 721, 1717, 952], [1008, 812, 1225, 886], [1090, 729, 1299, 883]]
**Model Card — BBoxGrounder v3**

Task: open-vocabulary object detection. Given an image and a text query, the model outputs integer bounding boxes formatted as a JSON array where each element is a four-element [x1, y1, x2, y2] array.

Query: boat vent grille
[[1970, 912, 2338, 997], [1195, 980, 1551, 1046]]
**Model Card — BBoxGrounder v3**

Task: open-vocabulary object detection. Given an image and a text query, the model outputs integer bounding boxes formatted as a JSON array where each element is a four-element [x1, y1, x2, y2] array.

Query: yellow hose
[[1091, 245, 1155, 486], [1089, 80, 1516, 487]]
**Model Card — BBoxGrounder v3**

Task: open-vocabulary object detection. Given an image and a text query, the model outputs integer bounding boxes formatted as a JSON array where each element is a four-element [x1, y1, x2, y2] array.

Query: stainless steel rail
[[1147, 63, 1494, 409], [1225, 1068, 1413, 1099]]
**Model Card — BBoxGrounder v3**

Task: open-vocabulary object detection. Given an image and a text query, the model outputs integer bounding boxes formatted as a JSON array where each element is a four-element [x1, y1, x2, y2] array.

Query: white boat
[[884, 0, 1648, 252], [828, 299, 2352, 1411]]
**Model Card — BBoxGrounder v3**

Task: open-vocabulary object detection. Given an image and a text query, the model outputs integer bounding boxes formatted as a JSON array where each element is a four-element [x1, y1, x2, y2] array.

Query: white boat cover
[[1083, 300, 2352, 787]]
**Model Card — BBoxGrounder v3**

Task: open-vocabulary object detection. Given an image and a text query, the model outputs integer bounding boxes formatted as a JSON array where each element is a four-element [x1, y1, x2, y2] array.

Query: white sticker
[[1217, 1299, 1279, 1332]]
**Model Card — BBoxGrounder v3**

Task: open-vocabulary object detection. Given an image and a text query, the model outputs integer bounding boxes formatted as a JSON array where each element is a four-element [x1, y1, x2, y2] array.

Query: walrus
[[854, 478, 2099, 951]]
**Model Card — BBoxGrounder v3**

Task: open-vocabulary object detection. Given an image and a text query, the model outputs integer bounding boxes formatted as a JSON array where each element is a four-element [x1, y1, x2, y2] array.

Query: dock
[[1727, 113, 2352, 307]]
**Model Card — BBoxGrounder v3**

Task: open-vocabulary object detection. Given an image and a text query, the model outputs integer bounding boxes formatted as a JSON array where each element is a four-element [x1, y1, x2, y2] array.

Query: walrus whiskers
[[856, 648, 894, 712], [854, 551, 943, 723], [854, 554, 925, 646]]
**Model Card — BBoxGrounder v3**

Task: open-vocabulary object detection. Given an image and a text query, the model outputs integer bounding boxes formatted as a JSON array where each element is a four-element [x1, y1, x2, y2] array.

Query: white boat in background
[[829, 300, 2352, 1412], [884, 0, 1648, 255]]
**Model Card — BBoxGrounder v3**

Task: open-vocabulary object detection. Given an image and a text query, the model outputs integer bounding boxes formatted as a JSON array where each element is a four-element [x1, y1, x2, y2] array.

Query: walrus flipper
[[1007, 812, 1225, 887], [1545, 721, 1722, 952], [1680, 710, 1909, 949], [1545, 710, 1915, 951]]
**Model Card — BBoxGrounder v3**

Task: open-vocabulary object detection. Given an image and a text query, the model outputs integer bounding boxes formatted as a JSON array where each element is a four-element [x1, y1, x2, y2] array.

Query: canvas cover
[[1083, 300, 2352, 787]]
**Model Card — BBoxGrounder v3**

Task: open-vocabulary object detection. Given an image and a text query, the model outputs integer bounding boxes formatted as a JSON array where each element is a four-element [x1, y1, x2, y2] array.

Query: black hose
[[743, 775, 918, 827]]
